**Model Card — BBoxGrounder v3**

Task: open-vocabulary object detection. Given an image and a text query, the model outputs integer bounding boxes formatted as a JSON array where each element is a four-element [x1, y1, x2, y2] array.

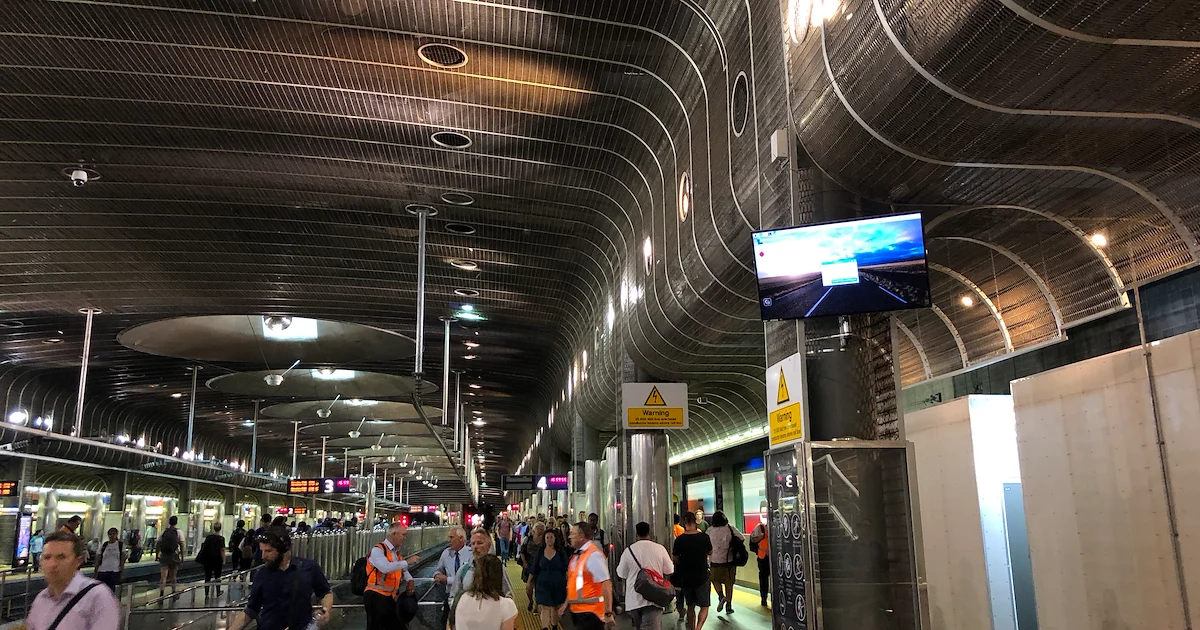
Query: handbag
[[627, 546, 675, 607], [727, 526, 750, 567], [396, 589, 419, 623]]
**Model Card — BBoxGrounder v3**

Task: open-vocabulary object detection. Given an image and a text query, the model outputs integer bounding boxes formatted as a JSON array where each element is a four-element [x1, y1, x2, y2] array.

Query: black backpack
[[727, 526, 749, 567], [350, 553, 372, 596], [158, 528, 179, 556]]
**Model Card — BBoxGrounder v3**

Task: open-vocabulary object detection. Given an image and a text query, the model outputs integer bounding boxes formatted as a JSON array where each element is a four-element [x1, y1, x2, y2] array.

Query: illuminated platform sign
[[502, 474, 569, 491], [288, 477, 353, 494], [0, 481, 18, 497]]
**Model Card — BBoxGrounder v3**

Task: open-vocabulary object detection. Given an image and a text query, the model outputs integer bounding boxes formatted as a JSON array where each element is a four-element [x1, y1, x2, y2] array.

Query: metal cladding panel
[[1011, 344, 1185, 629]]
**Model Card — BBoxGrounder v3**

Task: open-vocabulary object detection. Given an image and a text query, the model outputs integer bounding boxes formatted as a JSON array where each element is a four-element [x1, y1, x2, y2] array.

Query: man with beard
[[227, 527, 333, 630]]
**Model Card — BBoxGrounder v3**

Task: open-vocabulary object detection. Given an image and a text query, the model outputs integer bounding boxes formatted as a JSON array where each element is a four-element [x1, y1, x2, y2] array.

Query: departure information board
[[0, 481, 18, 497], [502, 474, 569, 491], [288, 477, 352, 494], [767, 448, 810, 630]]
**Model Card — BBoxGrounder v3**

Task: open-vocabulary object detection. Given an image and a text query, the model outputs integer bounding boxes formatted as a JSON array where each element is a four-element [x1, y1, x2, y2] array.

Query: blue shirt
[[245, 557, 330, 630]]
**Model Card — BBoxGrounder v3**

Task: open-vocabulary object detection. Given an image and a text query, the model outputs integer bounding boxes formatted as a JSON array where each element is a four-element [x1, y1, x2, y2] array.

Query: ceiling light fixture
[[678, 171, 692, 222], [441, 192, 475, 206], [1091, 232, 1108, 247], [444, 223, 477, 235], [472, 419, 486, 427], [316, 394, 341, 419], [42, 337, 64, 344], [171, 392, 184, 399], [463, 342, 480, 349], [317, 367, 336, 377], [263, 316, 292, 332], [8, 410, 28, 425], [469, 384, 482, 389], [264, 359, 301, 387], [454, 288, 481, 298], [463, 355, 478, 360], [431, 130, 473, 149], [371, 433, 384, 451], [961, 295, 975, 308], [417, 42, 469, 69], [449, 259, 479, 271], [349, 416, 366, 439]]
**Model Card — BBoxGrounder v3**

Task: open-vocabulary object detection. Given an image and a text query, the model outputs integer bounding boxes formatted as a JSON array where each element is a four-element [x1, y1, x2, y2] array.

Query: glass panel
[[810, 446, 919, 630], [685, 477, 715, 519]]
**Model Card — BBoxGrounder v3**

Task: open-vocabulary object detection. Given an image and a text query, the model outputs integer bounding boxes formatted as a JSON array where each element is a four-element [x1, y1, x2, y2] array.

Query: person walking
[[364, 522, 419, 630], [672, 512, 712, 630], [560, 521, 614, 630], [617, 522, 674, 630], [199, 522, 227, 601], [456, 529, 514, 597], [453, 555, 517, 630], [586, 513, 606, 549], [693, 510, 708, 533], [227, 527, 333, 630], [434, 527, 473, 630], [706, 511, 744, 615], [229, 520, 248, 575], [27, 530, 119, 630], [518, 522, 546, 610], [672, 515, 684, 538], [30, 530, 44, 571], [93, 528, 125, 593], [527, 528, 568, 630], [252, 514, 272, 567], [496, 514, 513, 563], [749, 509, 769, 608], [157, 515, 184, 598], [61, 515, 82, 535]]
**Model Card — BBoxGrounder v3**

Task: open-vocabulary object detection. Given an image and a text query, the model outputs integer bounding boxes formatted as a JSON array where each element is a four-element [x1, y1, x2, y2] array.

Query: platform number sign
[[767, 448, 810, 630]]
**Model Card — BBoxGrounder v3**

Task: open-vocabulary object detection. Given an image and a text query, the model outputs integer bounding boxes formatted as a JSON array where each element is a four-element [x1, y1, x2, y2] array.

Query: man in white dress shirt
[[27, 531, 119, 630], [364, 522, 418, 630], [433, 527, 472, 628], [617, 522, 675, 630]]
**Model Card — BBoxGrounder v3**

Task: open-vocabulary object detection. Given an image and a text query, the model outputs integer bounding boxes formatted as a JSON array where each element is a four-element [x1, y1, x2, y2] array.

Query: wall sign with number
[[288, 477, 353, 494], [767, 447, 812, 630]]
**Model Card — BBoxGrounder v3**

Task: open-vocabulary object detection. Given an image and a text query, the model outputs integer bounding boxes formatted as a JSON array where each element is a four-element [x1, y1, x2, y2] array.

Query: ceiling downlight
[[444, 223, 477, 235], [454, 288, 481, 297], [417, 42, 469, 69], [431, 131, 472, 149], [441, 192, 475, 206], [678, 172, 692, 222], [449, 260, 479, 271]]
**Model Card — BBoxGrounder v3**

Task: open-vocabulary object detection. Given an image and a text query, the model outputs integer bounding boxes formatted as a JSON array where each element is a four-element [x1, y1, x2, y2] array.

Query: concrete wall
[[1011, 334, 1191, 629]]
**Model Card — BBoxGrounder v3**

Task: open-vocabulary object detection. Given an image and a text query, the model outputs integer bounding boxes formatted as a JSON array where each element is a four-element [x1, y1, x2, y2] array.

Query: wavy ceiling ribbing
[[0, 0, 1197, 494]]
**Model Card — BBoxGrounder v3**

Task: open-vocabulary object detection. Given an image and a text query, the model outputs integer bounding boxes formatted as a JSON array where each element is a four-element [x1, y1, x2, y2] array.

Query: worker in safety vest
[[364, 522, 419, 630], [559, 521, 614, 630], [749, 503, 770, 609]]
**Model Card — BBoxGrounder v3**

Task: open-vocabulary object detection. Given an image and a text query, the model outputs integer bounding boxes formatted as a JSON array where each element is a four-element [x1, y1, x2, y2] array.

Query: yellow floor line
[[506, 561, 543, 630]]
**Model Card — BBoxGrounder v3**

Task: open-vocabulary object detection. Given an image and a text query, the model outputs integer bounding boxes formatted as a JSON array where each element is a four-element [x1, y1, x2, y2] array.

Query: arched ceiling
[[0, 0, 1196, 502]]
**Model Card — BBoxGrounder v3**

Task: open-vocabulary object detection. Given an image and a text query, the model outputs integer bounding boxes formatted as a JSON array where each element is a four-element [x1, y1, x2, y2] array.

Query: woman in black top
[[200, 522, 227, 601], [527, 529, 569, 630]]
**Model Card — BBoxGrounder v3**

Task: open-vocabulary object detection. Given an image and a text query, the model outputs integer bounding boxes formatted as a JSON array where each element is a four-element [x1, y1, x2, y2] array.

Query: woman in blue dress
[[526, 528, 569, 630]]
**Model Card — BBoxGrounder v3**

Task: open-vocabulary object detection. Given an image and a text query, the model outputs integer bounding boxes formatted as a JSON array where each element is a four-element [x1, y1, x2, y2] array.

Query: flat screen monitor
[[752, 213, 930, 320]]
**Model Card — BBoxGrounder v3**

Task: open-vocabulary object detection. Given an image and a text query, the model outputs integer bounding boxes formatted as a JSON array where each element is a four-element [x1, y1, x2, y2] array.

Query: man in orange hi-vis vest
[[558, 521, 614, 630], [749, 502, 770, 609]]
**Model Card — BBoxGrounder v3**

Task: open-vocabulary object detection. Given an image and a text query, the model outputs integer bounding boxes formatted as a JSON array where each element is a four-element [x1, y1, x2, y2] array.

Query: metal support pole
[[73, 307, 100, 438], [359, 456, 364, 477], [320, 436, 328, 477], [411, 206, 432, 379], [251, 400, 260, 473], [185, 366, 199, 453], [291, 421, 301, 478], [454, 371, 463, 458], [440, 317, 455, 426], [343, 449, 349, 478]]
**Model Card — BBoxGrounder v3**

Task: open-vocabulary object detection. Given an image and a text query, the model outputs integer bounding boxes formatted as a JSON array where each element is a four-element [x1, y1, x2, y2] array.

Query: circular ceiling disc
[[261, 400, 441, 421], [207, 369, 436, 398], [347, 447, 451, 458], [300, 420, 434, 437], [118, 315, 416, 364]]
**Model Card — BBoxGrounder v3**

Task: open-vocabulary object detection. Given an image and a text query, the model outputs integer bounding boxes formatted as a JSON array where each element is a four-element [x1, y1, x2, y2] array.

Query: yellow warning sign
[[644, 386, 667, 406], [769, 403, 803, 446], [777, 368, 790, 405], [627, 407, 686, 428]]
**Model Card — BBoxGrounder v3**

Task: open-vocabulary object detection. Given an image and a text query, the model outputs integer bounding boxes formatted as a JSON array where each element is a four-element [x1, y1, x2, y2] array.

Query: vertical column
[[72, 307, 100, 438], [39, 489, 58, 534], [629, 433, 670, 544], [584, 461, 602, 519], [12, 458, 36, 513], [87, 494, 105, 542]]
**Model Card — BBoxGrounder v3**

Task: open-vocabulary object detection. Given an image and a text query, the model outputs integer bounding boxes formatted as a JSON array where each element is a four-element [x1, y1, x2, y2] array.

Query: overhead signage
[[622, 383, 688, 429], [293, 506, 308, 516], [502, 474, 569, 491], [288, 477, 353, 494], [0, 481, 19, 497], [767, 354, 804, 447]]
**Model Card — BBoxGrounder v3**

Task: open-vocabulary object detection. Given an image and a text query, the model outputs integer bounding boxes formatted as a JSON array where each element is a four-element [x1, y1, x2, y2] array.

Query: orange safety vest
[[756, 523, 769, 560], [566, 542, 606, 617], [365, 542, 402, 596]]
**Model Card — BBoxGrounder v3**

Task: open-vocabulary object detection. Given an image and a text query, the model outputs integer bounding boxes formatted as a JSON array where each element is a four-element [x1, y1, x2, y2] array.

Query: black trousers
[[364, 590, 403, 630], [571, 611, 606, 630], [757, 556, 770, 604]]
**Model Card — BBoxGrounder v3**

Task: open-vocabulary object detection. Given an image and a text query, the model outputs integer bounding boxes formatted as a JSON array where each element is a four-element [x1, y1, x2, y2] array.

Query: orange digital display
[[288, 477, 352, 494], [0, 481, 17, 497]]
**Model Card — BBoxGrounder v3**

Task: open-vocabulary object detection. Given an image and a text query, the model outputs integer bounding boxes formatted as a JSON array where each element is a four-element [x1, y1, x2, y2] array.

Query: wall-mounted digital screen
[[288, 478, 353, 494], [0, 481, 19, 497], [752, 213, 930, 320]]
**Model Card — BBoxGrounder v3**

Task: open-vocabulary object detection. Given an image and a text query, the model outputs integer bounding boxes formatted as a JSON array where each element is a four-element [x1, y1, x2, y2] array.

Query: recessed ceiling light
[[444, 223, 477, 235], [1091, 232, 1108, 247], [171, 392, 184, 398], [960, 295, 975, 308], [417, 42, 469, 69], [463, 342, 480, 349], [463, 355, 478, 360], [449, 259, 479, 271], [469, 384, 482, 389], [454, 289, 480, 298], [42, 337, 64, 344], [431, 131, 472, 149], [472, 410, 482, 415], [441, 192, 475, 206], [472, 420, 486, 426]]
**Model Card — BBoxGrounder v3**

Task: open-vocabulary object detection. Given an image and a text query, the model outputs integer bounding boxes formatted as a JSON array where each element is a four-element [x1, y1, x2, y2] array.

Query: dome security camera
[[71, 169, 88, 187]]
